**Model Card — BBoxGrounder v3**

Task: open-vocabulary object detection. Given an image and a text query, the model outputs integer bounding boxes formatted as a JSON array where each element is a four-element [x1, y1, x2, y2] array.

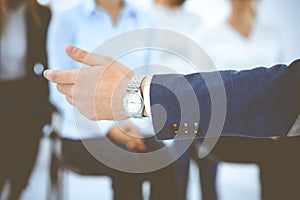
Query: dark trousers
[[62, 136, 181, 200], [0, 116, 42, 195], [197, 137, 300, 200], [0, 79, 51, 200]]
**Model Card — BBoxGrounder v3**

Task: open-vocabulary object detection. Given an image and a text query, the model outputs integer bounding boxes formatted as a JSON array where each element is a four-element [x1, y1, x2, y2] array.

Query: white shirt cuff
[[142, 76, 152, 118]]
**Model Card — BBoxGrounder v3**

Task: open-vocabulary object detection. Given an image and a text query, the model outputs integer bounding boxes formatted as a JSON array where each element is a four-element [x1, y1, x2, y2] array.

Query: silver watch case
[[122, 75, 145, 118]]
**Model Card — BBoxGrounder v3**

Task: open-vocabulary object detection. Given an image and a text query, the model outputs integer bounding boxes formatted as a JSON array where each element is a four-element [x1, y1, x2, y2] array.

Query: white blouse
[[148, 4, 203, 75], [196, 21, 283, 71]]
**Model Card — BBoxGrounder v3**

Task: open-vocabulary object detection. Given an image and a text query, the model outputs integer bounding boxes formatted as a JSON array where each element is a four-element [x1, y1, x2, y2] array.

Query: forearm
[[149, 60, 300, 140]]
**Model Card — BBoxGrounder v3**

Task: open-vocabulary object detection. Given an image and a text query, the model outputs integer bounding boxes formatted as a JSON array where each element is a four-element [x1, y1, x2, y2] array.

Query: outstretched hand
[[44, 44, 135, 120]]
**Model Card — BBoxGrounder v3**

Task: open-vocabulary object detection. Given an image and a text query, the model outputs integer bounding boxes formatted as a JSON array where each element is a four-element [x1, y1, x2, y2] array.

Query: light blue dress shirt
[[48, 0, 154, 139]]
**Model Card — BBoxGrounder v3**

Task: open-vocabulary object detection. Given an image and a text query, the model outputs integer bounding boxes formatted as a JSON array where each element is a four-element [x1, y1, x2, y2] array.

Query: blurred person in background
[[0, 0, 53, 199], [148, 0, 202, 74], [48, 0, 179, 199], [147, 0, 202, 199], [195, 0, 300, 199]]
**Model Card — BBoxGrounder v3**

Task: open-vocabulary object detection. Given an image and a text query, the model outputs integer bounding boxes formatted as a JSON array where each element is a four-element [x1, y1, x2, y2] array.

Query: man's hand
[[44, 44, 135, 120], [108, 124, 146, 151]]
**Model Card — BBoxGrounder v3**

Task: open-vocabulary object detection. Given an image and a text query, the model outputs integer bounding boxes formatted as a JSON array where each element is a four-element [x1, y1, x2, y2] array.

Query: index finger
[[43, 69, 78, 84]]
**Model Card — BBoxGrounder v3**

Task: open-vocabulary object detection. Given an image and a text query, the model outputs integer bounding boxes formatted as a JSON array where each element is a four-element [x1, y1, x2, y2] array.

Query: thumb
[[65, 44, 113, 67]]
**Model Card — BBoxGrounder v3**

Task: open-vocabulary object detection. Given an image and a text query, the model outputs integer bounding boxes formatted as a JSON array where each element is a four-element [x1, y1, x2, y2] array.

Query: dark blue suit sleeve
[[150, 60, 300, 140]]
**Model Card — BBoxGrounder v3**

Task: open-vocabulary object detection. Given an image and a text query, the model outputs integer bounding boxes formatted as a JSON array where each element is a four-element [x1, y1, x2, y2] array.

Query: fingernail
[[43, 70, 50, 78], [67, 45, 77, 53], [70, 46, 76, 52]]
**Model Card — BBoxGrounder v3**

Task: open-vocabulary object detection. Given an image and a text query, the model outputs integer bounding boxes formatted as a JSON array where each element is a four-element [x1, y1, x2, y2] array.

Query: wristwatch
[[122, 75, 145, 118]]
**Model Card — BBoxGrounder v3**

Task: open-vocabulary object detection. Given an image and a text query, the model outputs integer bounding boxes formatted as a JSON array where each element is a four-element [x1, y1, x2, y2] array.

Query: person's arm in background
[[44, 46, 300, 139], [31, 6, 55, 124], [108, 123, 146, 151], [47, 10, 76, 114]]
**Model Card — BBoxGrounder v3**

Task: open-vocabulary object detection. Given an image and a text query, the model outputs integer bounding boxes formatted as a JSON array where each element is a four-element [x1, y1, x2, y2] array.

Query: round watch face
[[123, 93, 143, 114]]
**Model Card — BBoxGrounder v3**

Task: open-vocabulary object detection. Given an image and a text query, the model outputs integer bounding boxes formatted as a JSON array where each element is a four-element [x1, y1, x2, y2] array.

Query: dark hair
[[0, 0, 41, 35]]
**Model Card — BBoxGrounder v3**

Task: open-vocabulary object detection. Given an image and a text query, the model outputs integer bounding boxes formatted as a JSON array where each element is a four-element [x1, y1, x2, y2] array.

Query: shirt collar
[[82, 0, 137, 19], [82, 0, 97, 16], [121, 2, 138, 20]]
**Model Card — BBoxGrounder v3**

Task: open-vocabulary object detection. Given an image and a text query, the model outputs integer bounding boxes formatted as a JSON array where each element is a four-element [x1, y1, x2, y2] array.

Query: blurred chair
[[47, 113, 111, 200]]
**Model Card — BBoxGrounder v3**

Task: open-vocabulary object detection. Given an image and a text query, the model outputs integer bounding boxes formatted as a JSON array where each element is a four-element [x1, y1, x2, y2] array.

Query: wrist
[[140, 76, 152, 118], [140, 76, 149, 117]]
